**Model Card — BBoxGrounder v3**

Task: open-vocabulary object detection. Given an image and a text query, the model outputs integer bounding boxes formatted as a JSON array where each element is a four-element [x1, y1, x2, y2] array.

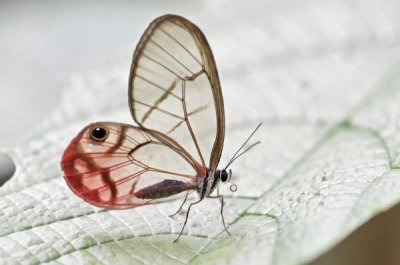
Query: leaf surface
[[2, 0, 400, 264]]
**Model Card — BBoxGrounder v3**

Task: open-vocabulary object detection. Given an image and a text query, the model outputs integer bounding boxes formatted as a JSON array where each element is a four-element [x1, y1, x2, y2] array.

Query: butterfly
[[61, 14, 261, 242]]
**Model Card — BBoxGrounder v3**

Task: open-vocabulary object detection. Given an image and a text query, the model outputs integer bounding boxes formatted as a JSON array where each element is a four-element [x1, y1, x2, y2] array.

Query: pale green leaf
[[2, 0, 400, 264]]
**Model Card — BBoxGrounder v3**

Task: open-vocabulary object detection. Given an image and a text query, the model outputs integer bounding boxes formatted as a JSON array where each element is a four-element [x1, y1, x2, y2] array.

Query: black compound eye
[[221, 171, 228, 182], [90, 126, 109, 141], [221, 175, 228, 182]]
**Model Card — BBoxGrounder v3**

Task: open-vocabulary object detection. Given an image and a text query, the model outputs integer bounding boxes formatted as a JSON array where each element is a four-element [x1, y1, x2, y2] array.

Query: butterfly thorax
[[198, 169, 230, 198]]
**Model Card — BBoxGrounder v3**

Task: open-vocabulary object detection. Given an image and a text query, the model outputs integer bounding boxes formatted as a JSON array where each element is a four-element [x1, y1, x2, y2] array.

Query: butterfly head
[[220, 169, 232, 183], [218, 169, 237, 192]]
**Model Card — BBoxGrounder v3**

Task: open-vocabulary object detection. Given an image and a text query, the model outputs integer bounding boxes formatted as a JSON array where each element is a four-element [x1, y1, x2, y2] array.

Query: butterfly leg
[[169, 192, 189, 218], [173, 198, 202, 243], [208, 194, 231, 236]]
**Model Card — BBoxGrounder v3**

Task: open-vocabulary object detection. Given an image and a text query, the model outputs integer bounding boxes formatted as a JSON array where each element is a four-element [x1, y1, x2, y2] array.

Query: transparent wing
[[129, 14, 225, 171], [61, 122, 199, 209]]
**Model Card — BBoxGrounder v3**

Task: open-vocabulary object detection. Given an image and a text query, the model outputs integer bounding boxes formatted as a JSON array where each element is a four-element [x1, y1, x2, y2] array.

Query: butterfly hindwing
[[61, 122, 198, 209]]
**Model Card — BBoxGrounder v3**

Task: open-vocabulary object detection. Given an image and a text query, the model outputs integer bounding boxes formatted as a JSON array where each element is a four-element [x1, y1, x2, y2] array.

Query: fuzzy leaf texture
[[2, 0, 400, 264]]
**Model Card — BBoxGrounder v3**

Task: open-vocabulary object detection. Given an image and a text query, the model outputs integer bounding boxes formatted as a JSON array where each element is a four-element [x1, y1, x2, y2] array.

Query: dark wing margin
[[128, 14, 225, 171]]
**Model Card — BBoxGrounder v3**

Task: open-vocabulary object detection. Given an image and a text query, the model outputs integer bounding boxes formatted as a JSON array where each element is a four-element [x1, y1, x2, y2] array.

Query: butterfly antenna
[[224, 123, 262, 170]]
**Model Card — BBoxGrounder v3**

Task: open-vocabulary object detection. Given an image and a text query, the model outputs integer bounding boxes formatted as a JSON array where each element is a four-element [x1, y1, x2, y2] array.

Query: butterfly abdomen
[[134, 179, 194, 199]]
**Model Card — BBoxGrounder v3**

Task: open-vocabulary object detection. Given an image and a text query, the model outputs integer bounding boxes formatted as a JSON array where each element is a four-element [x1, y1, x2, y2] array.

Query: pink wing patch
[[61, 122, 198, 209]]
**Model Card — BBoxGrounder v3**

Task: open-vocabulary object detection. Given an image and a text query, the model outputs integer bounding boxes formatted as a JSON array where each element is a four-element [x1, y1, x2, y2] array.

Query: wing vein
[[141, 78, 179, 123], [147, 167, 195, 179], [85, 169, 147, 194], [135, 99, 184, 120], [135, 74, 181, 100], [77, 160, 132, 178], [149, 39, 195, 75], [181, 80, 206, 166], [159, 27, 203, 67], [165, 103, 208, 135], [142, 54, 183, 79], [80, 139, 132, 152]]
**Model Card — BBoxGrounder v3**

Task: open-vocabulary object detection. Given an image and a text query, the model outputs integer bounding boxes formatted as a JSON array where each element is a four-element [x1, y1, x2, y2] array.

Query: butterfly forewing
[[129, 15, 225, 171], [61, 122, 198, 209]]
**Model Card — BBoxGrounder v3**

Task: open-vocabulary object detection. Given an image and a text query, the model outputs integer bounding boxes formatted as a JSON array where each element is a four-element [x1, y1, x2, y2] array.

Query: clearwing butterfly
[[61, 14, 261, 242]]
